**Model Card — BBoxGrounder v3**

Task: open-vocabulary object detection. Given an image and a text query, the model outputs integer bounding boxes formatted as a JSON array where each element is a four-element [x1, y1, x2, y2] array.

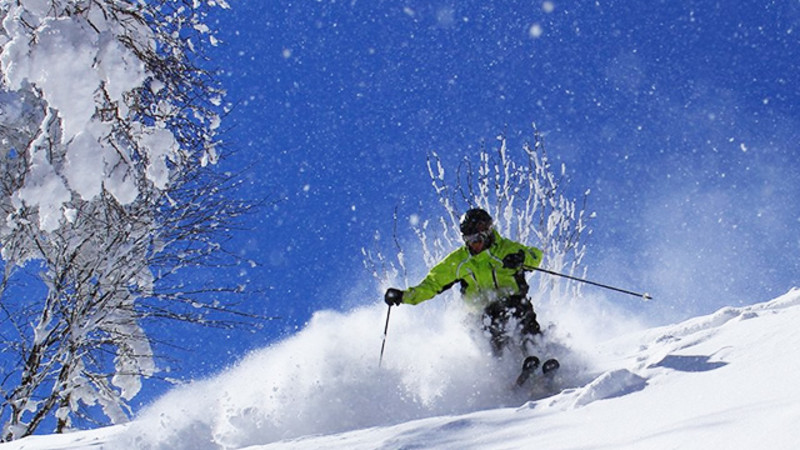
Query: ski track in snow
[[2, 288, 800, 449]]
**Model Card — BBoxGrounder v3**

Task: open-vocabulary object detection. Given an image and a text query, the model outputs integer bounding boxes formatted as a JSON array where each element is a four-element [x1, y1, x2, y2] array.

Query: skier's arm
[[402, 255, 461, 305]]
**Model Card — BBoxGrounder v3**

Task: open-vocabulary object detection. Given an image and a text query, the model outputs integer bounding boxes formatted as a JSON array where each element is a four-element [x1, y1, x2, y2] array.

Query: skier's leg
[[482, 301, 510, 357], [506, 295, 541, 355]]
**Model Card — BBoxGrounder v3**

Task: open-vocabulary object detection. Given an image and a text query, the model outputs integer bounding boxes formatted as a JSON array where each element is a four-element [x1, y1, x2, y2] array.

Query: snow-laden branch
[[0, 0, 253, 440]]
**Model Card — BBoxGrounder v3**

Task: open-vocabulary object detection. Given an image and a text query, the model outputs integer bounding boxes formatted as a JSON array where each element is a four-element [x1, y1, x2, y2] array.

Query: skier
[[384, 208, 547, 363]]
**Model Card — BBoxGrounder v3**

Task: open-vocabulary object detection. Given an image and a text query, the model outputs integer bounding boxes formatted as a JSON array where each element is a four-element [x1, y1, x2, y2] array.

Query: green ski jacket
[[402, 230, 543, 310]]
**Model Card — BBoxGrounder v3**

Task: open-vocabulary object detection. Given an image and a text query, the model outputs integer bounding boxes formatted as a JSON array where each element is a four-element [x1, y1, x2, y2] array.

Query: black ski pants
[[481, 294, 541, 357]]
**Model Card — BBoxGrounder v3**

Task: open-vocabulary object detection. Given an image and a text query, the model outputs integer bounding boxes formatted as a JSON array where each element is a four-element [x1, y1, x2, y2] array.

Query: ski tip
[[522, 356, 540, 371], [542, 358, 560, 375], [516, 356, 541, 387]]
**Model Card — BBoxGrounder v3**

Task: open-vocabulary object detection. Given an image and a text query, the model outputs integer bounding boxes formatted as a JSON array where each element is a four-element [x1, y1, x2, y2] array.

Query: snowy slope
[[3, 288, 800, 450]]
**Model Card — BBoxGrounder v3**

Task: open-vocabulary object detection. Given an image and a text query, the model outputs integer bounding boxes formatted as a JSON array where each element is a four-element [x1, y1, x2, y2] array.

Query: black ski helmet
[[460, 208, 493, 235]]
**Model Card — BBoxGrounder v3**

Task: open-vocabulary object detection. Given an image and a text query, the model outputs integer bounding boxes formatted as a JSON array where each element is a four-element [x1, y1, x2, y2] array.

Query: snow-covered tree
[[0, 0, 255, 440], [366, 124, 591, 305]]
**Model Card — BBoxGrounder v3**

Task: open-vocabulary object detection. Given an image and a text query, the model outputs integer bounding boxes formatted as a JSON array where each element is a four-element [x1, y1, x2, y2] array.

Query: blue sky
[[138, 0, 799, 408]]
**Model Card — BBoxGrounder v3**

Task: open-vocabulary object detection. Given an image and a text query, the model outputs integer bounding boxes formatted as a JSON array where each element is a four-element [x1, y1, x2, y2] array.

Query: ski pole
[[531, 266, 652, 300], [378, 304, 392, 368]]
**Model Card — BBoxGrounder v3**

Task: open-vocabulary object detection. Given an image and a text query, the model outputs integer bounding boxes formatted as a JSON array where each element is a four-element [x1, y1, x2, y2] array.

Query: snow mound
[[571, 368, 647, 408]]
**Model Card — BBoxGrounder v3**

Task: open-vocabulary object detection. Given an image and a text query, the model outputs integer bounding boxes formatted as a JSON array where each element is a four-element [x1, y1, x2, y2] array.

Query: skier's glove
[[384, 288, 404, 306], [503, 250, 525, 269]]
